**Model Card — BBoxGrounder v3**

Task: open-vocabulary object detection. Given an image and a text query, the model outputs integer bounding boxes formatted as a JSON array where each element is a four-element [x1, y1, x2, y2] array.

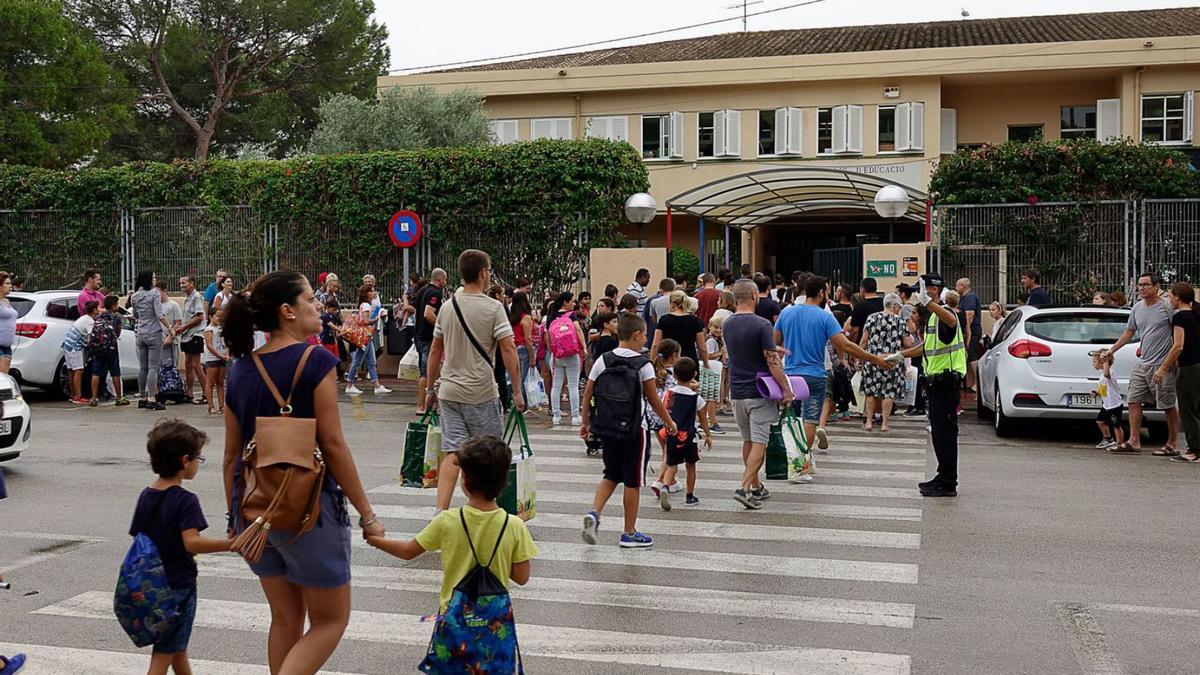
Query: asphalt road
[[1, 389, 1197, 674]]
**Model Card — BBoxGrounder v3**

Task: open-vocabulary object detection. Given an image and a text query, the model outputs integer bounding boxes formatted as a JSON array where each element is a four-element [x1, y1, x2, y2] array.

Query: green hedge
[[930, 138, 1200, 204], [0, 139, 650, 290]]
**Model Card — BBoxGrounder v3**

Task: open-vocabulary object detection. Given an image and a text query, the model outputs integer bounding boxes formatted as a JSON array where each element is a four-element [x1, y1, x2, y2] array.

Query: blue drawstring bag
[[114, 498, 181, 647]]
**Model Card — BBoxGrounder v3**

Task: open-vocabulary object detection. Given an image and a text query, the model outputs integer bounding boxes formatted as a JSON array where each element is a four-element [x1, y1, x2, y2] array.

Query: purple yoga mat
[[756, 374, 810, 401]]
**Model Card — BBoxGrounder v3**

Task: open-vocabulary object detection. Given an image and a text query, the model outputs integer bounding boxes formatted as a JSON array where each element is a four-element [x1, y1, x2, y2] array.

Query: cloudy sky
[[375, 0, 1188, 73]]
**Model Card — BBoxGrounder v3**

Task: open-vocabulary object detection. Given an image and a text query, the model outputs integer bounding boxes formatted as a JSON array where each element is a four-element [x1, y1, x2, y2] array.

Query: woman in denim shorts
[[223, 271, 386, 673]]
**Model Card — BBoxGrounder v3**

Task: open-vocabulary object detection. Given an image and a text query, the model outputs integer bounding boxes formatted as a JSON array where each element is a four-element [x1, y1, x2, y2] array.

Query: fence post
[[120, 209, 135, 293]]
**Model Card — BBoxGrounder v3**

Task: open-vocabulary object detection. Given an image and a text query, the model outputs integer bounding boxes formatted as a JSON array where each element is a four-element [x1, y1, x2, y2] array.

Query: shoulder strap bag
[[451, 295, 494, 368]]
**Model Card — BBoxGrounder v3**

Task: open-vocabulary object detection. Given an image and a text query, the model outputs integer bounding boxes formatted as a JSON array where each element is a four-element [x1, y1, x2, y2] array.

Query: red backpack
[[548, 315, 581, 359]]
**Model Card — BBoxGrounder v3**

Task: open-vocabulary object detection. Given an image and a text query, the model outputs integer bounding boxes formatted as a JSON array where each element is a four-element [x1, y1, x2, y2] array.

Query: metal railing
[[1141, 199, 1200, 286]]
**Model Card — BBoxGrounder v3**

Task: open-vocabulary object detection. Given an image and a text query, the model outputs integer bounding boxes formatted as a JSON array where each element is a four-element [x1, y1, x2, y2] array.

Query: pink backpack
[[548, 315, 582, 359]]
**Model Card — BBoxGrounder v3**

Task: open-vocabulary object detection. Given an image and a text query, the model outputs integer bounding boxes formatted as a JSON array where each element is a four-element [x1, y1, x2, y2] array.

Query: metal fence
[[934, 199, 1200, 306], [0, 210, 121, 291]]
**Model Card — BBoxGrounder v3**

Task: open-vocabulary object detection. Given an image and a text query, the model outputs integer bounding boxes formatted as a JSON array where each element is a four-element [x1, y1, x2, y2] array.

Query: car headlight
[[9, 381, 21, 400]]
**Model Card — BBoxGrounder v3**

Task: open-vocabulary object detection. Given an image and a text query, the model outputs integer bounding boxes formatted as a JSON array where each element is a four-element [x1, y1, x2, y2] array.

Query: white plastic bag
[[849, 371, 865, 414], [398, 345, 419, 381], [901, 365, 918, 407], [524, 375, 548, 409]]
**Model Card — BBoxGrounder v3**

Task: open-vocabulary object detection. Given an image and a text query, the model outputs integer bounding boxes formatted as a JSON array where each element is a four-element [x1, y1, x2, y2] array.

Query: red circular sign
[[388, 210, 423, 248]]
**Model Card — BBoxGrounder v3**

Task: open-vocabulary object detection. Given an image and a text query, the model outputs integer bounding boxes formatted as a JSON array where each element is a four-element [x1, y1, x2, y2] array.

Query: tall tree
[[0, 0, 132, 167], [308, 86, 493, 154], [72, 0, 389, 161]]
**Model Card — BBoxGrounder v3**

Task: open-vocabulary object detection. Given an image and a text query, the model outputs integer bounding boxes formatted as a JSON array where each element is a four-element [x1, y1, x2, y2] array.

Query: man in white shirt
[[627, 268, 651, 316]]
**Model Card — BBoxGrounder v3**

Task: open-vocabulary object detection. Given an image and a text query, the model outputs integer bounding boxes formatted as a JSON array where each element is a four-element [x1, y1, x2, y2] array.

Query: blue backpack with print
[[113, 498, 182, 647], [420, 510, 523, 674]]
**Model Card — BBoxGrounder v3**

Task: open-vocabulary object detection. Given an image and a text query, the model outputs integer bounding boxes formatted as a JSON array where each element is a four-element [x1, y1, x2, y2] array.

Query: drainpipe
[[574, 95, 582, 139], [666, 207, 674, 273], [699, 217, 706, 274]]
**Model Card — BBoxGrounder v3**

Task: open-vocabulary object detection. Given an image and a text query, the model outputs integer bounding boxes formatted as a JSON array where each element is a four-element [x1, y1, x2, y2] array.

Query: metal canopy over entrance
[[666, 167, 928, 229]]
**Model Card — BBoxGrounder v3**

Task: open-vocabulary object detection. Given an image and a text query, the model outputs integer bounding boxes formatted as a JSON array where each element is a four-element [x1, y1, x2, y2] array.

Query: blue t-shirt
[[129, 486, 208, 590], [777, 303, 843, 379], [226, 343, 340, 446], [959, 291, 983, 335], [723, 312, 775, 400], [203, 282, 219, 305], [1027, 286, 1051, 307]]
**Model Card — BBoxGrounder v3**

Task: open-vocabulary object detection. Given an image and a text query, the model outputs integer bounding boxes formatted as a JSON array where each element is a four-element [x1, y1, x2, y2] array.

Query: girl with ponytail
[[222, 271, 385, 671]]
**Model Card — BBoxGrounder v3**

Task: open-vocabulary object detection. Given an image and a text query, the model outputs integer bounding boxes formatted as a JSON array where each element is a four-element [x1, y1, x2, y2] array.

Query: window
[[1025, 314, 1130, 344], [817, 108, 832, 153], [586, 116, 629, 143], [488, 119, 518, 145], [1059, 106, 1096, 140], [531, 118, 572, 140], [642, 112, 683, 159], [698, 112, 715, 158], [1141, 93, 1193, 144], [878, 106, 896, 152], [758, 111, 776, 155], [1008, 125, 1043, 142]]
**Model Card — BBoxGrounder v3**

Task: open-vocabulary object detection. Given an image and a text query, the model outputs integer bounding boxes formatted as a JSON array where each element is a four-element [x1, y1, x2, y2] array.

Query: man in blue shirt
[[202, 268, 228, 312], [775, 275, 894, 448], [1020, 268, 1051, 307]]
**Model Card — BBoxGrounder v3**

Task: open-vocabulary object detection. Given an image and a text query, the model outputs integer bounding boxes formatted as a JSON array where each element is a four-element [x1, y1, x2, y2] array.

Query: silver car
[[977, 305, 1164, 437]]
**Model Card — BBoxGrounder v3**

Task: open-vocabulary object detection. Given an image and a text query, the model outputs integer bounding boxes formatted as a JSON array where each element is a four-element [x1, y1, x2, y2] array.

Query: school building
[[378, 7, 1200, 282]]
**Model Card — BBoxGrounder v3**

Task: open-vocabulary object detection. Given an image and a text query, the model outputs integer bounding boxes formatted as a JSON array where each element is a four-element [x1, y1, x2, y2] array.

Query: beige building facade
[[379, 8, 1200, 281]]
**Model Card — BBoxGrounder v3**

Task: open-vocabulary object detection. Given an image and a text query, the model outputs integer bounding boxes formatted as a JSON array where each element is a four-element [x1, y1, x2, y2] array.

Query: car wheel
[[54, 358, 73, 400], [994, 383, 1015, 437], [976, 386, 993, 420]]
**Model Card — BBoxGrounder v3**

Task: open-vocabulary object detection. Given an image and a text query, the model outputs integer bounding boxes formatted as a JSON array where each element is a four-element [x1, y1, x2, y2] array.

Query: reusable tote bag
[[900, 365, 919, 407], [421, 416, 445, 489], [499, 410, 537, 522], [401, 410, 437, 487], [765, 412, 789, 480], [780, 407, 814, 483]]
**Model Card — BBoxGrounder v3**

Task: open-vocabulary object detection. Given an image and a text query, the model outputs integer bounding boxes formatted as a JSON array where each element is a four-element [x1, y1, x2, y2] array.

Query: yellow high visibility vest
[[924, 311, 966, 376]]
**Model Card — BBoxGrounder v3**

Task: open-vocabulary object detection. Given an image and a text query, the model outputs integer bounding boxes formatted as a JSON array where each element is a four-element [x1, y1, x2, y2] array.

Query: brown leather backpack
[[231, 345, 327, 563]]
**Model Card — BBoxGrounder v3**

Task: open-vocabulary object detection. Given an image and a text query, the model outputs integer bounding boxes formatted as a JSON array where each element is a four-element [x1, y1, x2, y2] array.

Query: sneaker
[[581, 511, 600, 544], [88, 399, 98, 407], [114, 397, 131, 407], [146, 401, 166, 411], [619, 531, 654, 548], [70, 396, 89, 405], [571, 415, 582, 426], [790, 474, 814, 483], [373, 384, 392, 395], [137, 399, 149, 409], [685, 494, 700, 506], [710, 423, 726, 435], [751, 485, 770, 500], [665, 482, 684, 494], [551, 415, 562, 427], [906, 408, 926, 416], [1095, 439, 1116, 449], [345, 384, 362, 396], [734, 489, 763, 510], [920, 484, 957, 497], [0, 653, 27, 675], [649, 479, 663, 497], [659, 488, 672, 512], [918, 479, 937, 490], [815, 427, 829, 450]]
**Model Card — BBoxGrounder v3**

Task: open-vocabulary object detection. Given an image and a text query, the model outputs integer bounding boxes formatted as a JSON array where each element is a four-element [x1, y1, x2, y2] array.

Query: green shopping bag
[[765, 408, 789, 480], [780, 407, 814, 483], [400, 410, 437, 488], [499, 410, 537, 522]]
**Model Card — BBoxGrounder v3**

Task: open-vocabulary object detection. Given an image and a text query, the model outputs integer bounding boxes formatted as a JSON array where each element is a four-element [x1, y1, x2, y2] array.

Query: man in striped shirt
[[627, 268, 651, 316]]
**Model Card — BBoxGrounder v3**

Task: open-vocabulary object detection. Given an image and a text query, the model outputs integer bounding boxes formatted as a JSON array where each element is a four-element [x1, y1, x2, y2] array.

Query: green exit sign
[[867, 260, 897, 276]]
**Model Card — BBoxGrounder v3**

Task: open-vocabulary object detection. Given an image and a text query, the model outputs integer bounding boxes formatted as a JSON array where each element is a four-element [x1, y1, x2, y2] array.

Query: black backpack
[[591, 351, 649, 437], [88, 315, 120, 356]]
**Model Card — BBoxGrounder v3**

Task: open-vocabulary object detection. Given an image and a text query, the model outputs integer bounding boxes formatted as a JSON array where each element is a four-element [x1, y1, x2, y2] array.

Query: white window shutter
[[727, 109, 742, 157], [669, 111, 684, 158], [832, 105, 848, 154], [1096, 99, 1121, 143], [774, 108, 787, 155], [586, 117, 607, 140], [555, 118, 572, 140], [488, 120, 502, 143], [940, 109, 957, 153], [500, 120, 517, 144], [786, 107, 803, 155], [611, 116, 629, 142], [713, 110, 727, 156], [847, 105, 863, 153], [895, 103, 911, 152], [909, 102, 925, 151], [1185, 91, 1195, 143]]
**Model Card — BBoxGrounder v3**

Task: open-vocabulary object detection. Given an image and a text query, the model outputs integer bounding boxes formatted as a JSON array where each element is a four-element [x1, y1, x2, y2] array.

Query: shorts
[[440, 398, 504, 452], [793, 374, 827, 423], [0, 344, 12, 357], [1097, 405, 1124, 430], [666, 435, 700, 466], [153, 587, 197, 654], [966, 335, 983, 363], [733, 398, 777, 444], [1128, 362, 1177, 409], [180, 336, 205, 355], [415, 336, 432, 377], [90, 351, 120, 377], [65, 350, 85, 371], [203, 359, 225, 369], [599, 429, 651, 488], [245, 487, 352, 588]]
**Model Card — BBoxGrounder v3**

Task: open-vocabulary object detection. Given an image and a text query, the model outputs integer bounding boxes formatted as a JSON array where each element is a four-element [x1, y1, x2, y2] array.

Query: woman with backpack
[[223, 271, 385, 674], [545, 291, 588, 426], [131, 271, 171, 411]]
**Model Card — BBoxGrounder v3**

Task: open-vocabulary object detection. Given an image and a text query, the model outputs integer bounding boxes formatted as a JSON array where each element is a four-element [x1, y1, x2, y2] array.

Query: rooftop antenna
[[728, 0, 765, 31]]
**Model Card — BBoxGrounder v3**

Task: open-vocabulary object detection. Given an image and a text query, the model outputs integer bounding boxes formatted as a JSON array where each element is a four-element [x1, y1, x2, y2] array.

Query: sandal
[[1169, 454, 1200, 463], [1152, 447, 1180, 457], [1109, 442, 1141, 454]]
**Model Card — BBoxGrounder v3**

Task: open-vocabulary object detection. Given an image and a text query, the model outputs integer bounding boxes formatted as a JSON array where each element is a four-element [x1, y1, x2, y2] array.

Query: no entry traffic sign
[[387, 210, 423, 248]]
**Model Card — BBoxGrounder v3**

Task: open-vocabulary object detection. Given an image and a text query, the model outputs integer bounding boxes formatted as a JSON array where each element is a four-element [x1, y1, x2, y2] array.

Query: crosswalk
[[19, 413, 931, 674]]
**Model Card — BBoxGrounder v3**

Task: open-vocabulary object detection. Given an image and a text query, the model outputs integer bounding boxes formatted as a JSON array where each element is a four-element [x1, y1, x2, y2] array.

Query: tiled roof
[[439, 7, 1200, 73]]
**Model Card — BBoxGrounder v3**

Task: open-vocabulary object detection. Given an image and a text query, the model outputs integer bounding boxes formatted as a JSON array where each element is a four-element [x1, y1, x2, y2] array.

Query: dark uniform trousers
[[927, 372, 962, 487]]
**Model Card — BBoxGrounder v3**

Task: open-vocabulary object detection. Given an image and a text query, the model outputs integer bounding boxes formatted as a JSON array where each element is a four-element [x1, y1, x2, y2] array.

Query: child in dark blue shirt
[[129, 419, 231, 675]]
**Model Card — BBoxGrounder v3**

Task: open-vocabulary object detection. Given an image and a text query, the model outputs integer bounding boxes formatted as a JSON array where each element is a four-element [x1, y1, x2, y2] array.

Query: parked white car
[[0, 372, 32, 461], [7, 291, 139, 398], [977, 305, 1164, 437]]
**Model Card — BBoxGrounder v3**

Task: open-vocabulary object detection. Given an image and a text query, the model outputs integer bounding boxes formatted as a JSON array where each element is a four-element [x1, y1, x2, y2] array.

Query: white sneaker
[[552, 415, 562, 427], [345, 384, 362, 396], [666, 482, 685, 494], [1096, 439, 1115, 449], [790, 474, 815, 484], [374, 384, 392, 395], [815, 427, 829, 450], [571, 415, 582, 426], [649, 479, 664, 497]]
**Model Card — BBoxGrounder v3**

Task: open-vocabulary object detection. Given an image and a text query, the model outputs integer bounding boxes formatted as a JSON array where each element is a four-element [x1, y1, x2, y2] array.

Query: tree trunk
[[193, 129, 213, 160]]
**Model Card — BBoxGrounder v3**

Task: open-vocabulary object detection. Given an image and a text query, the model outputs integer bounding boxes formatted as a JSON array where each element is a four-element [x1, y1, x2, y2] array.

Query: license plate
[[1069, 394, 1101, 408], [0, 420, 10, 435]]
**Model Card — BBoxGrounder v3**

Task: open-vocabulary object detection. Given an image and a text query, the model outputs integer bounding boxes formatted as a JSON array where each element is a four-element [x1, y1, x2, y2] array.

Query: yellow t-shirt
[[415, 505, 539, 612]]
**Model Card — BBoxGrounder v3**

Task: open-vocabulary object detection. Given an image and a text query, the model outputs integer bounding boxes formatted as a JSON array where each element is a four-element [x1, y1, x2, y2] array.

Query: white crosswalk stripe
[[15, 410, 928, 674]]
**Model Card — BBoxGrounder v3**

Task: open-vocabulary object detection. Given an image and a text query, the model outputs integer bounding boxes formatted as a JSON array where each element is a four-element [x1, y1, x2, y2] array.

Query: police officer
[[898, 273, 965, 497]]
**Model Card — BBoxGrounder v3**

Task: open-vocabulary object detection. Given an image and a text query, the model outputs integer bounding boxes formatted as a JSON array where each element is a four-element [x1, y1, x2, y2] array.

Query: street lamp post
[[873, 185, 909, 243], [624, 192, 657, 248]]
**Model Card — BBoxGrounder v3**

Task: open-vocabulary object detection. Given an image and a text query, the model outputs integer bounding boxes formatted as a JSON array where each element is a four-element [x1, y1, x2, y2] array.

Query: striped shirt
[[61, 315, 95, 352]]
